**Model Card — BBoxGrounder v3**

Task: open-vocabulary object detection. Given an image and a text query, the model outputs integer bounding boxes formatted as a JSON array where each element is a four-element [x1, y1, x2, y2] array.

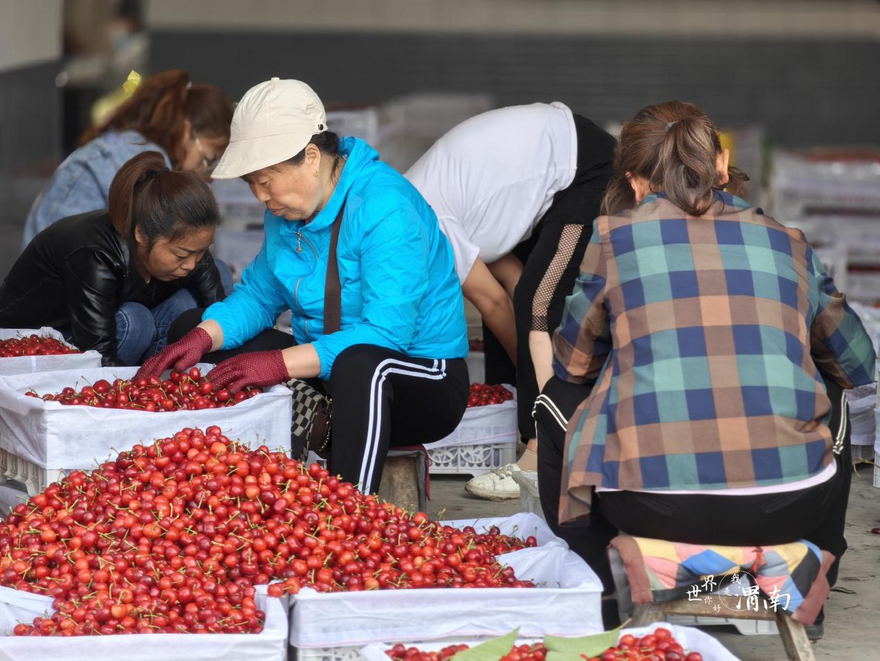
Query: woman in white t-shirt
[[406, 103, 616, 499]]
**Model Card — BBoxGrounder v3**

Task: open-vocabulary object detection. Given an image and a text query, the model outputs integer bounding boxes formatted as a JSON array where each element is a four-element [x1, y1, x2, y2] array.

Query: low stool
[[608, 534, 836, 661], [630, 595, 814, 661], [377, 446, 429, 512]]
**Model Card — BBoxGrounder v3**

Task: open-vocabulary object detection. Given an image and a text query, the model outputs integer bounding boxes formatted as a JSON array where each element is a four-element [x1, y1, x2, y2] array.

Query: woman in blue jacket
[[139, 78, 469, 493]]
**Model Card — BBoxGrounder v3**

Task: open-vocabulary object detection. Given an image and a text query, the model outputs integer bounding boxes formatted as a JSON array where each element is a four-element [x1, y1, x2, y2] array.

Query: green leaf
[[451, 628, 520, 661], [544, 629, 621, 661]]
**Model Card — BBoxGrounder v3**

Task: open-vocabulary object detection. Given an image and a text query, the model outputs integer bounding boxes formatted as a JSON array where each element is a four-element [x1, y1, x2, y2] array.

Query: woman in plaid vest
[[534, 102, 874, 623]]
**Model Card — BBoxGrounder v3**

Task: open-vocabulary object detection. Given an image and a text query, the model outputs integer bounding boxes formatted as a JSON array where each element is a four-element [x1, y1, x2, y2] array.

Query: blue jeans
[[115, 289, 198, 365], [215, 258, 234, 295]]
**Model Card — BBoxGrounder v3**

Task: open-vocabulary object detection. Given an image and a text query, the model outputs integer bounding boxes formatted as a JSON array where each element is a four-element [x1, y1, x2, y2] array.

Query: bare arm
[[529, 330, 554, 391], [197, 319, 226, 351], [487, 253, 523, 298], [462, 258, 517, 365]]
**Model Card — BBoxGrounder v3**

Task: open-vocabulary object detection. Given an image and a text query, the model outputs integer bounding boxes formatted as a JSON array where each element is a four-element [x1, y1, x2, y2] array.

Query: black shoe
[[805, 622, 824, 641]]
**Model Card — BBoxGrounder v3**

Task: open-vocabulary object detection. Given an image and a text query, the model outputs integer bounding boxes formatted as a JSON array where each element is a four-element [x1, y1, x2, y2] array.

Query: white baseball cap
[[211, 77, 327, 179]]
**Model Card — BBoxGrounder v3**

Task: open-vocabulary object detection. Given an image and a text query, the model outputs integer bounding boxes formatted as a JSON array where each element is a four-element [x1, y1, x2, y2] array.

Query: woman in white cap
[[138, 78, 469, 494], [406, 103, 616, 500]]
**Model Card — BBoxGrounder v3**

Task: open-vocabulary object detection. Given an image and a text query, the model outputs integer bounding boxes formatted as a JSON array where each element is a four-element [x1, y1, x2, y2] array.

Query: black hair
[[108, 151, 220, 247]]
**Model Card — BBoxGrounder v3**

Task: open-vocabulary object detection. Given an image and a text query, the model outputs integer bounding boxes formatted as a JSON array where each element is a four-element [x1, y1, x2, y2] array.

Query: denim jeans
[[214, 258, 234, 295], [115, 289, 198, 365]]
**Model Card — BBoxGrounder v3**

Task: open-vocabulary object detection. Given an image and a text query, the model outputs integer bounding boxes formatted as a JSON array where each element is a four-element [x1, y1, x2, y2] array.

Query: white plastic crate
[[426, 441, 516, 477], [0, 365, 292, 481], [0, 585, 288, 661], [425, 386, 517, 477], [359, 622, 737, 661], [0, 448, 66, 496], [0, 327, 101, 375], [0, 483, 29, 516], [288, 514, 602, 653]]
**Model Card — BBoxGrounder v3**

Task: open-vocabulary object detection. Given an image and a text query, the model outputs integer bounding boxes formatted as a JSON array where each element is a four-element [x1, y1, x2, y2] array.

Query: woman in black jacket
[[0, 151, 225, 366]]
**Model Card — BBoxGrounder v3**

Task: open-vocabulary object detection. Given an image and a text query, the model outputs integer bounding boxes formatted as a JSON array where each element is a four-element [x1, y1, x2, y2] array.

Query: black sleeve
[[183, 251, 226, 308], [61, 249, 125, 365]]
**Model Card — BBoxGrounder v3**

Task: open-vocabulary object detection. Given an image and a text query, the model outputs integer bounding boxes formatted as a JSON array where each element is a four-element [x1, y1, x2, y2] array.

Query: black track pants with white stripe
[[328, 344, 469, 494]]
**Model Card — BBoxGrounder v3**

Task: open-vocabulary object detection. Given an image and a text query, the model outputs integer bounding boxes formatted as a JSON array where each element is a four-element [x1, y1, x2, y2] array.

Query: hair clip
[[122, 70, 141, 96], [665, 121, 678, 132]]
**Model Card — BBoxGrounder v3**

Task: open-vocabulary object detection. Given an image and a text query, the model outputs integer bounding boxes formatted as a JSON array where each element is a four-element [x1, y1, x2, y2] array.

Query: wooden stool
[[631, 596, 815, 661], [376, 447, 429, 512]]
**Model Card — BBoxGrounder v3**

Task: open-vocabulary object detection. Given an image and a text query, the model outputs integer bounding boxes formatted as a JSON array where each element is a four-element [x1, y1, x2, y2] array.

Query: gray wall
[[0, 62, 61, 277], [150, 30, 880, 148]]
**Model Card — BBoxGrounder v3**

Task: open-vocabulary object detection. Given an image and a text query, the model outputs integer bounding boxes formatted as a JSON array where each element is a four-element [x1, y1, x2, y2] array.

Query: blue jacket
[[23, 130, 170, 248], [203, 137, 468, 379]]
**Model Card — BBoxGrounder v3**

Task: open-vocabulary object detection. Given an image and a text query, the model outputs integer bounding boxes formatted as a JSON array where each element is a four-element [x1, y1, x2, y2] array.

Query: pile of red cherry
[[467, 383, 514, 408], [386, 630, 704, 661], [0, 334, 80, 357], [0, 426, 536, 636], [590, 630, 703, 661], [387, 642, 547, 661], [25, 367, 261, 412]]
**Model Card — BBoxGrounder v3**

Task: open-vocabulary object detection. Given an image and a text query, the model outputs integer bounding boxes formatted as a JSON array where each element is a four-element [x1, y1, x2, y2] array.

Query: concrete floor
[[426, 466, 880, 660]]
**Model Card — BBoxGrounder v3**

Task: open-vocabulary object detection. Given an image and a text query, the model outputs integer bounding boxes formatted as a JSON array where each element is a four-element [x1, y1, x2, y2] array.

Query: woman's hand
[[135, 326, 213, 379], [208, 350, 289, 393]]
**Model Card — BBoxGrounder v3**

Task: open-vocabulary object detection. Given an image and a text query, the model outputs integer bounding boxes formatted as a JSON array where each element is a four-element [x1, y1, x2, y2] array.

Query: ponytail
[[80, 70, 233, 170], [602, 101, 748, 217], [108, 151, 220, 247]]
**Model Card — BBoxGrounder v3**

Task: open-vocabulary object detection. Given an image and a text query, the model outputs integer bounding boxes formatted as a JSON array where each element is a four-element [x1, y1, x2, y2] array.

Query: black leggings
[[534, 376, 849, 593], [169, 310, 469, 493], [484, 114, 616, 439]]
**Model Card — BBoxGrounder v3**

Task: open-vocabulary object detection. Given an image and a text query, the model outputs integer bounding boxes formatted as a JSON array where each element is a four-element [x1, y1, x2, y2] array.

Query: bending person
[[406, 103, 616, 500], [138, 78, 469, 494], [0, 152, 225, 365]]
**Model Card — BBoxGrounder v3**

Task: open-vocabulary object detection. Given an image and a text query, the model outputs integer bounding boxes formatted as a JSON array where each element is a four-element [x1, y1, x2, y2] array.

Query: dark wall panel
[[150, 30, 880, 148], [0, 60, 61, 277]]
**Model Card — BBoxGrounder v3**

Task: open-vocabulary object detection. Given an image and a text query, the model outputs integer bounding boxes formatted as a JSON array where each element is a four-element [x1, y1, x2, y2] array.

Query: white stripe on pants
[[359, 358, 447, 490]]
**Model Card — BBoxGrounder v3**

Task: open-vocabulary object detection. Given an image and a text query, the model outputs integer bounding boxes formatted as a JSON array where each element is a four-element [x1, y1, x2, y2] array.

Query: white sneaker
[[465, 464, 522, 500]]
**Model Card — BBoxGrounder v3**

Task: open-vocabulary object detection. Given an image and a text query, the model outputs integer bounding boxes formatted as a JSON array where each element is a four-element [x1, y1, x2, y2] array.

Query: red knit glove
[[135, 327, 213, 379], [207, 350, 289, 393]]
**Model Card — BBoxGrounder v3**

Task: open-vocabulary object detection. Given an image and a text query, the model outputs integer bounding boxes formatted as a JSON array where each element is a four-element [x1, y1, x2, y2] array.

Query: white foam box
[[0, 327, 101, 376], [0, 365, 292, 493], [288, 513, 603, 652], [424, 386, 517, 477], [359, 622, 737, 661], [0, 585, 288, 661]]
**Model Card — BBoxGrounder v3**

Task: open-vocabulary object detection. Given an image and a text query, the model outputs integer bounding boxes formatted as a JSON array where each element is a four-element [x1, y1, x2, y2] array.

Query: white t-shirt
[[406, 102, 579, 283]]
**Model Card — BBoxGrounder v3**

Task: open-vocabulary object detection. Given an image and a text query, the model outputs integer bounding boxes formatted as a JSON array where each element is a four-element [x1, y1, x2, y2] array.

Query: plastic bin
[[0, 448, 66, 496], [0, 585, 288, 661], [288, 514, 603, 655], [359, 622, 738, 661], [0, 327, 101, 375], [0, 365, 292, 493], [424, 387, 517, 477]]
